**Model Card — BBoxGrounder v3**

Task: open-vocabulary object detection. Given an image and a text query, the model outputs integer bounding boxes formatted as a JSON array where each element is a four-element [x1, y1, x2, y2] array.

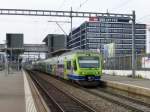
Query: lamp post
[[132, 10, 136, 77]]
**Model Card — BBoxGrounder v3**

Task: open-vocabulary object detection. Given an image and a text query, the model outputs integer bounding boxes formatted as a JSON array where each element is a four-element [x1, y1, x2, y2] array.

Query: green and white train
[[32, 50, 103, 86]]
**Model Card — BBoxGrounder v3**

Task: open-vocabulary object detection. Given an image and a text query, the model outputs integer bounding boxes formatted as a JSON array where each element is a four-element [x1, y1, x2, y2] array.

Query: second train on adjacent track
[[32, 50, 103, 86]]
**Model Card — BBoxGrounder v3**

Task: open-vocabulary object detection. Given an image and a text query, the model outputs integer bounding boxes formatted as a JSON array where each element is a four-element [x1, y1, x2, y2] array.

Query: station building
[[67, 16, 146, 56]]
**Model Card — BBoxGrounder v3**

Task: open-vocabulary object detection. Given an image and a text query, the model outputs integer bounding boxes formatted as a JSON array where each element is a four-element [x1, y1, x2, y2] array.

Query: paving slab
[[0, 70, 25, 112]]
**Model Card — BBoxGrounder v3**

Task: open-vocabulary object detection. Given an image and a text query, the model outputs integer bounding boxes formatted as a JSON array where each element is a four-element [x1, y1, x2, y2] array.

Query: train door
[[47, 64, 52, 74], [56, 58, 64, 78], [66, 60, 72, 77], [52, 64, 56, 75], [63, 57, 68, 79], [73, 59, 77, 73], [45, 62, 48, 73]]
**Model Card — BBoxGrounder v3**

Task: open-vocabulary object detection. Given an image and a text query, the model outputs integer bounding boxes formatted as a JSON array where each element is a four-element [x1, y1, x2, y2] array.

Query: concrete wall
[[53, 35, 66, 51], [46, 34, 66, 52], [6, 33, 24, 48], [103, 70, 150, 79]]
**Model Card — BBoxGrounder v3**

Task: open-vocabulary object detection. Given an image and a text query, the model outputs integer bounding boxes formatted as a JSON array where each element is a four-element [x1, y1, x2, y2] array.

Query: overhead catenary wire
[[136, 14, 150, 23], [52, 0, 90, 34], [56, 22, 68, 35], [58, 0, 66, 9], [76, 0, 89, 11], [111, 0, 133, 11], [51, 0, 68, 34]]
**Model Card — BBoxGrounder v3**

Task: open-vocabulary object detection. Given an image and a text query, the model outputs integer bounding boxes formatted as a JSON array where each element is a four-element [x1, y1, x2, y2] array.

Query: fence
[[104, 53, 150, 70]]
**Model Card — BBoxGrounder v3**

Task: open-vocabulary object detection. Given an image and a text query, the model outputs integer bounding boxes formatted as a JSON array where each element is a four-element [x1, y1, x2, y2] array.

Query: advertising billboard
[[104, 43, 115, 58], [142, 56, 150, 68]]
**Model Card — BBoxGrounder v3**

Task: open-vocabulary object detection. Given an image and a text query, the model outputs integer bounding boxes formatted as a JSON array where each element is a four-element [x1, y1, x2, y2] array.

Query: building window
[[135, 30, 145, 34], [135, 35, 145, 39], [135, 40, 145, 44]]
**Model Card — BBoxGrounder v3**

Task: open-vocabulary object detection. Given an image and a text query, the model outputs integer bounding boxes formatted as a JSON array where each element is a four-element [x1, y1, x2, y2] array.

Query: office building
[[67, 16, 146, 56]]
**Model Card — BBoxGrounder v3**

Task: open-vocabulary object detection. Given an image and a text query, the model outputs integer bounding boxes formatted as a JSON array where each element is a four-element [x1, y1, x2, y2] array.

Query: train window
[[73, 60, 77, 71], [78, 56, 100, 68], [67, 61, 71, 69], [48, 64, 52, 72]]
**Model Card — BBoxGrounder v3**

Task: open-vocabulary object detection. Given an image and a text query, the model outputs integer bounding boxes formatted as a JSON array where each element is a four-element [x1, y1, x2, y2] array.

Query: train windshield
[[78, 56, 99, 68]]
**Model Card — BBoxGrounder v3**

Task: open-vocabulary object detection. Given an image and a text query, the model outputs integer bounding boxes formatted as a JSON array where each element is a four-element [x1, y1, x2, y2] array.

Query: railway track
[[28, 71, 150, 112], [28, 71, 96, 112], [96, 87, 150, 108], [84, 88, 150, 112], [68, 80, 150, 112]]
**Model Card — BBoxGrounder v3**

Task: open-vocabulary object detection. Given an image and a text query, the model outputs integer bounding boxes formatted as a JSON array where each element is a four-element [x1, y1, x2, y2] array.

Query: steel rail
[[96, 87, 150, 108], [29, 71, 96, 112], [86, 88, 150, 112], [42, 72, 150, 112], [28, 71, 64, 112]]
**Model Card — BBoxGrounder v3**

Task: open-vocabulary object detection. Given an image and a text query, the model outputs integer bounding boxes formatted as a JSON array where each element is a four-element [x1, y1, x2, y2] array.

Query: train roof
[[60, 50, 101, 56], [51, 49, 71, 56]]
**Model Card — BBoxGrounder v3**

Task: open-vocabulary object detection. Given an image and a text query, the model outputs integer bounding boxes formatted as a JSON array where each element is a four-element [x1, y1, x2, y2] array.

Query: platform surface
[[102, 74, 150, 89], [0, 70, 25, 112]]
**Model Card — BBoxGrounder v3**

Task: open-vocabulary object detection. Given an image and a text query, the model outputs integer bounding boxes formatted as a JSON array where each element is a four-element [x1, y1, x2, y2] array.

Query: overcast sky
[[0, 0, 150, 45]]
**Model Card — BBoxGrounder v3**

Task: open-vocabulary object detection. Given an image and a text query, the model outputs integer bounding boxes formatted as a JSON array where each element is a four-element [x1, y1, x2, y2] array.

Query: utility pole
[[70, 7, 73, 39], [147, 25, 150, 53], [132, 10, 136, 77]]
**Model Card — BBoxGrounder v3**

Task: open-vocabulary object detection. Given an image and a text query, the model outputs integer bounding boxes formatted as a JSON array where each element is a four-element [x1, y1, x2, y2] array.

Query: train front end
[[72, 52, 102, 86]]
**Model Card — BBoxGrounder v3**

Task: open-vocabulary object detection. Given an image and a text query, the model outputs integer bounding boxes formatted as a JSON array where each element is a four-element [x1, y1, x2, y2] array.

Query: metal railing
[[104, 53, 150, 70]]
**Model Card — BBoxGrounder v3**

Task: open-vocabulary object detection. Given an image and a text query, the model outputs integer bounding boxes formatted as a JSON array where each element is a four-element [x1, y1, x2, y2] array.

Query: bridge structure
[[0, 44, 48, 52]]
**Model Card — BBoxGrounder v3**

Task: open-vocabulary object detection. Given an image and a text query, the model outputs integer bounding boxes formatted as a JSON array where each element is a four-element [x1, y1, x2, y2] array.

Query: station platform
[[101, 74, 150, 97], [0, 70, 37, 112], [0, 70, 25, 112]]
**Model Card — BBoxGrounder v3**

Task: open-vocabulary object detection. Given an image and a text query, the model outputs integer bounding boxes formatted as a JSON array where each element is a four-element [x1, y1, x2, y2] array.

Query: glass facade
[[67, 17, 146, 56]]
